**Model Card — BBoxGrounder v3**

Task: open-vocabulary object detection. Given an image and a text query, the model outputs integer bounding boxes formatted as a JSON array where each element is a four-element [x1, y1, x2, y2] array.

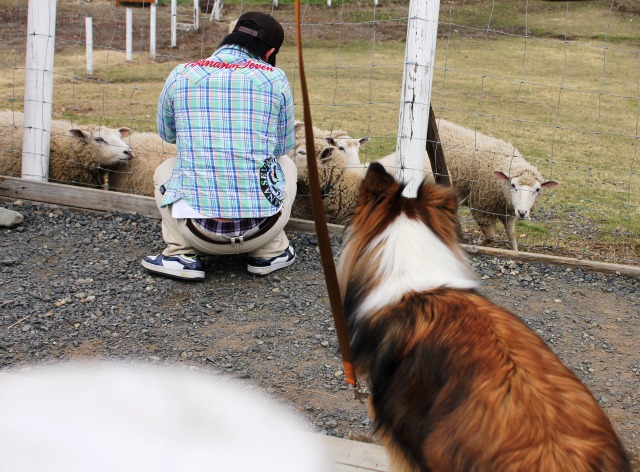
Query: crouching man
[[142, 12, 297, 280]]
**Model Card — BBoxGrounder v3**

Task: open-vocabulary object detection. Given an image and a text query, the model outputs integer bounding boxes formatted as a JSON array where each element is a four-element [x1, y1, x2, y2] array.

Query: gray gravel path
[[1, 200, 638, 468]]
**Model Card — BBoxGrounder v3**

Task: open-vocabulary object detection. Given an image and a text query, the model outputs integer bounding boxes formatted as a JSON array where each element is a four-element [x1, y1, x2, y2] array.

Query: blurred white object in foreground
[[0, 362, 328, 472]]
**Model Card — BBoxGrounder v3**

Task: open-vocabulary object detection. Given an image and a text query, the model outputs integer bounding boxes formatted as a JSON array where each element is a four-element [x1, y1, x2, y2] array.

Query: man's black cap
[[233, 12, 284, 65]]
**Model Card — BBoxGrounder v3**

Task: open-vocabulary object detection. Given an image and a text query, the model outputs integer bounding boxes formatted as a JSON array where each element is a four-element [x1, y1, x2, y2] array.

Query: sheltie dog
[[337, 163, 630, 471]]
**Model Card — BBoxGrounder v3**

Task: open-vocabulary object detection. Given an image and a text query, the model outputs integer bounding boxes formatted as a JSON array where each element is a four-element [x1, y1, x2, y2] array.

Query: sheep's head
[[293, 142, 309, 180], [294, 137, 339, 181], [68, 126, 133, 166], [294, 122, 368, 174], [301, 146, 345, 190], [325, 135, 369, 169], [493, 169, 559, 219]]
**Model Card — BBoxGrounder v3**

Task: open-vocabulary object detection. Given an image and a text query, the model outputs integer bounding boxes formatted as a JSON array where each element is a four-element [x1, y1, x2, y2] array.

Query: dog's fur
[[337, 162, 630, 472]]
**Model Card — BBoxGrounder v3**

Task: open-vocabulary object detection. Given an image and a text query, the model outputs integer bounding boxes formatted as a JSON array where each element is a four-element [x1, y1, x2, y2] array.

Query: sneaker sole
[[247, 255, 296, 276], [141, 259, 205, 280]]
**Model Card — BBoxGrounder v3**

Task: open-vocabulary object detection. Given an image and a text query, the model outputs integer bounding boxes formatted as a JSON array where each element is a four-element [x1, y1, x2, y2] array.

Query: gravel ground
[[1, 200, 638, 469]]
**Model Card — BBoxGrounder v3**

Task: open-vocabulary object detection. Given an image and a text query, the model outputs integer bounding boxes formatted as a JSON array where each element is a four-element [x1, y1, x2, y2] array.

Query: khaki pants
[[154, 156, 297, 259]]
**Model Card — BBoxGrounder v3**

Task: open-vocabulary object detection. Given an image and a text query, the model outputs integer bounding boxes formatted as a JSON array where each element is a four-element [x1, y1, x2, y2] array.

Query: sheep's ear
[[318, 147, 334, 162], [493, 170, 510, 182], [541, 179, 560, 189], [118, 127, 131, 138], [359, 136, 369, 145], [68, 129, 89, 141], [361, 162, 396, 198], [294, 122, 305, 133]]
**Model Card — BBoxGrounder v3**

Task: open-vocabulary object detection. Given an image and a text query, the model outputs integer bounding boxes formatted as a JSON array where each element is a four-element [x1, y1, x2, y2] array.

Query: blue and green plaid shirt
[[157, 45, 296, 218]]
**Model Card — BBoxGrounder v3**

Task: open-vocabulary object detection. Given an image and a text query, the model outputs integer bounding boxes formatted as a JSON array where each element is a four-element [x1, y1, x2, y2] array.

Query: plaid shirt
[[157, 46, 295, 218]]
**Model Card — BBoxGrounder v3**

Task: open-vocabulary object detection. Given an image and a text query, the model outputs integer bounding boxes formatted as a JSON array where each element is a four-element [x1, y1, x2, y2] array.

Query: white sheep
[[110, 123, 367, 198], [368, 119, 559, 251], [293, 122, 369, 179], [292, 146, 361, 225], [0, 110, 132, 189], [107, 123, 366, 197], [107, 132, 176, 196], [291, 144, 434, 226]]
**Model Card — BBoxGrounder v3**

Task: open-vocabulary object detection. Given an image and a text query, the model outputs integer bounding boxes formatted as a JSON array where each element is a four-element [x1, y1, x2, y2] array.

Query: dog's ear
[[417, 182, 458, 214], [361, 162, 397, 199], [417, 183, 461, 243]]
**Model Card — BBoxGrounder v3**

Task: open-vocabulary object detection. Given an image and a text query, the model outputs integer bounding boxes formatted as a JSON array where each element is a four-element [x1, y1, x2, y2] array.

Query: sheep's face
[[293, 143, 309, 180], [69, 126, 133, 166], [326, 136, 369, 169], [294, 138, 346, 181], [301, 146, 343, 188], [494, 170, 559, 219]]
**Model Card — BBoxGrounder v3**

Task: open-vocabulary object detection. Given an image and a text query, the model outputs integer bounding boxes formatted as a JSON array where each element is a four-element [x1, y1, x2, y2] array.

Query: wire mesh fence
[[0, 0, 638, 265]]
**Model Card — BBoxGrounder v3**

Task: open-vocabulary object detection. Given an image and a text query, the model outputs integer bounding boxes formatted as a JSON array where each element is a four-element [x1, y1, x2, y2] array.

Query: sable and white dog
[[337, 162, 630, 472]]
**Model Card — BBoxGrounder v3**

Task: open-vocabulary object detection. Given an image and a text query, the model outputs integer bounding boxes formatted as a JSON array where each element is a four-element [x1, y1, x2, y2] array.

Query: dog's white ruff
[[356, 215, 478, 319]]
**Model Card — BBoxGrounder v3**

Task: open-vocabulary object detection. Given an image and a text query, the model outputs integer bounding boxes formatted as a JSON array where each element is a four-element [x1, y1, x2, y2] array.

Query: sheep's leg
[[102, 171, 110, 191], [504, 217, 518, 251], [477, 224, 496, 246], [472, 210, 496, 247]]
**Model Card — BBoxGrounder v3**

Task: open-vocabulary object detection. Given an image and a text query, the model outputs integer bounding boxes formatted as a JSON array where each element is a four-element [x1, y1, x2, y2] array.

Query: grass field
[[0, 0, 638, 263]]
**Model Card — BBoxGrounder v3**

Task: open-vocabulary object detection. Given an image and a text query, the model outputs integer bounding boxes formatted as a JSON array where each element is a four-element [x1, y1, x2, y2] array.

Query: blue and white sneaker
[[141, 254, 205, 280], [247, 245, 296, 276]]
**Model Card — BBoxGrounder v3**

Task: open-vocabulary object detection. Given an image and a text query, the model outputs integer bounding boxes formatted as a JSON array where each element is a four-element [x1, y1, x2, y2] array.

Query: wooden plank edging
[[1, 175, 639, 278], [462, 245, 640, 278], [0, 175, 160, 218], [315, 434, 389, 471]]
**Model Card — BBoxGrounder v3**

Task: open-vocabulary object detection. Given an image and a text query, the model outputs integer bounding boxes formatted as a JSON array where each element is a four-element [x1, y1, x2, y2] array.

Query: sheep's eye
[[510, 183, 516, 189], [299, 150, 307, 156], [535, 188, 540, 193], [95, 137, 105, 143], [339, 146, 345, 151]]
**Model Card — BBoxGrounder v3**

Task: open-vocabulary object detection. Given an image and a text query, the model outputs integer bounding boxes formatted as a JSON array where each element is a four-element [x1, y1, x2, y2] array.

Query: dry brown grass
[[0, 0, 638, 263]]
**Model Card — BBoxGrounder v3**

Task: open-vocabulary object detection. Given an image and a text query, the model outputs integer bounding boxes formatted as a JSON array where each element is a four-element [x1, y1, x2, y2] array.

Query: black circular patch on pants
[[259, 157, 285, 207]]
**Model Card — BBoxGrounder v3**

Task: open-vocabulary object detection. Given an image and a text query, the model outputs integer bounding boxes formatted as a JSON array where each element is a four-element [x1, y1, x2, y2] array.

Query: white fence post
[[126, 8, 133, 61], [211, 0, 222, 21], [85, 15, 93, 76], [150, 3, 156, 59], [395, 0, 439, 197], [170, 0, 177, 47], [22, 0, 57, 181], [193, 0, 199, 30]]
